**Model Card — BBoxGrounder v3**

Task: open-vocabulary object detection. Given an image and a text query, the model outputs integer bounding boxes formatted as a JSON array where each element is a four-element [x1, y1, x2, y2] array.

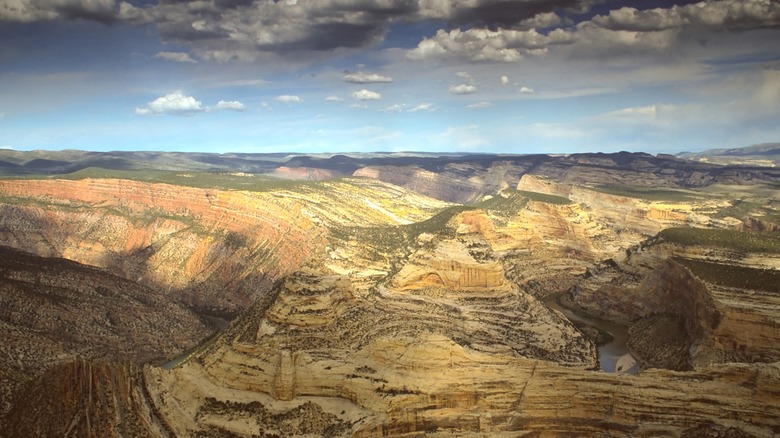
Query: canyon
[[0, 150, 778, 436]]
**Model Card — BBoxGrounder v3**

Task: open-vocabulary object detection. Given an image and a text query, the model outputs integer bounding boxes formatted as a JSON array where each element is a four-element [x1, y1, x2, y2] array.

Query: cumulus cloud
[[407, 0, 780, 63], [6, 0, 780, 64], [519, 86, 535, 94], [500, 75, 509, 85], [107, 0, 606, 60], [135, 91, 204, 116], [154, 51, 197, 63], [1, 0, 117, 23], [275, 95, 301, 103], [115, 0, 418, 59], [135, 92, 247, 115], [408, 27, 572, 62], [351, 89, 381, 100], [449, 84, 478, 95], [325, 96, 343, 102], [591, 1, 780, 32], [519, 11, 564, 29], [343, 71, 393, 83], [214, 100, 246, 111]]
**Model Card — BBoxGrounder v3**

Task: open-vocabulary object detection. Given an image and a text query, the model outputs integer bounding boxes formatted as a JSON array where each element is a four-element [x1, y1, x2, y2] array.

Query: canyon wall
[[0, 178, 326, 314]]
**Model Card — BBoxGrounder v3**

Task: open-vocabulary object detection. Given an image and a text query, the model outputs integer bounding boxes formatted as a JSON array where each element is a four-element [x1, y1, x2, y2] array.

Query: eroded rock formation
[[0, 152, 778, 437]]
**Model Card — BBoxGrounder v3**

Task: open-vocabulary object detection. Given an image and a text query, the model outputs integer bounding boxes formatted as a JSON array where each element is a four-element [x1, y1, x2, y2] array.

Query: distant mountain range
[[677, 142, 780, 167], [0, 143, 778, 178]]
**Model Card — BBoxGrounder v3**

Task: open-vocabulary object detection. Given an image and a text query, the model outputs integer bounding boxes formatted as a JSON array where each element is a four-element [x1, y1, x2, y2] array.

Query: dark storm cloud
[[112, 0, 600, 59], [305, 22, 385, 50], [447, 0, 580, 29], [1, 0, 118, 23], [6, 0, 779, 62]]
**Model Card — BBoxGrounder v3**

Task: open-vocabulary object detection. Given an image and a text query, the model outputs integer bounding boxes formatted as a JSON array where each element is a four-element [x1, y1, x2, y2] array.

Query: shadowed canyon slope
[[0, 150, 779, 437]]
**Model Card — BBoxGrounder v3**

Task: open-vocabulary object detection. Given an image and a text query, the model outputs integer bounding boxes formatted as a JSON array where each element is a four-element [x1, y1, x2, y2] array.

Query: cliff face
[[0, 178, 326, 314], [353, 160, 532, 204], [571, 237, 780, 371], [391, 239, 512, 292], [141, 265, 600, 436], [517, 174, 726, 236]]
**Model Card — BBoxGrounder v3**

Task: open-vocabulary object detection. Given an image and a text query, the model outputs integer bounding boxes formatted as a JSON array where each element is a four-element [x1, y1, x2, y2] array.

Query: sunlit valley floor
[[0, 149, 779, 437]]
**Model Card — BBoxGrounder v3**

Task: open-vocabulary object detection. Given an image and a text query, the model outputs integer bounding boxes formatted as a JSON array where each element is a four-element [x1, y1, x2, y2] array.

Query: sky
[[1, 0, 779, 155]]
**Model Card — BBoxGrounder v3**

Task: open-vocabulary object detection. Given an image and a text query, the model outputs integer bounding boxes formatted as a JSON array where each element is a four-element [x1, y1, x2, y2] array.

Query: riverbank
[[544, 292, 640, 374], [159, 313, 232, 370]]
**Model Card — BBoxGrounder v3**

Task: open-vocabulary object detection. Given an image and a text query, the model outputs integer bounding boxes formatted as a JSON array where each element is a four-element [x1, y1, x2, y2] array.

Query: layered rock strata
[[0, 177, 448, 314], [570, 236, 780, 370]]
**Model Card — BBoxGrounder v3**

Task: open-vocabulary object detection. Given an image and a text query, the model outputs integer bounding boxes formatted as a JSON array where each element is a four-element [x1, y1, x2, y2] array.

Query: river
[[544, 293, 640, 374], [161, 314, 231, 370]]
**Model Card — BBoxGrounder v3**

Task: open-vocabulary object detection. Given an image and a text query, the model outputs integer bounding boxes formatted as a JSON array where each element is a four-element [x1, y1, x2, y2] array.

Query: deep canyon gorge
[[0, 149, 778, 437]]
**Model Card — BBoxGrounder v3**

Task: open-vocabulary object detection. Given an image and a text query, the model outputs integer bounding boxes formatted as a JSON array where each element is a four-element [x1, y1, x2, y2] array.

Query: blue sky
[[1, 0, 779, 154]]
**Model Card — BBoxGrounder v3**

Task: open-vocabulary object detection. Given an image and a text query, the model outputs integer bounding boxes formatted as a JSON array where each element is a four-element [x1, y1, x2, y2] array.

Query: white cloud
[[408, 27, 571, 63], [467, 101, 492, 109], [406, 1, 780, 64], [410, 103, 434, 112], [343, 71, 393, 83], [154, 51, 196, 63], [500, 75, 509, 85], [325, 96, 343, 102], [214, 100, 246, 111], [382, 102, 434, 113], [591, 1, 780, 32], [609, 105, 662, 116], [135, 92, 248, 115], [518, 87, 614, 99], [449, 84, 477, 95], [275, 95, 301, 103], [351, 89, 381, 100], [135, 91, 204, 116], [383, 104, 406, 112], [520, 11, 563, 29]]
